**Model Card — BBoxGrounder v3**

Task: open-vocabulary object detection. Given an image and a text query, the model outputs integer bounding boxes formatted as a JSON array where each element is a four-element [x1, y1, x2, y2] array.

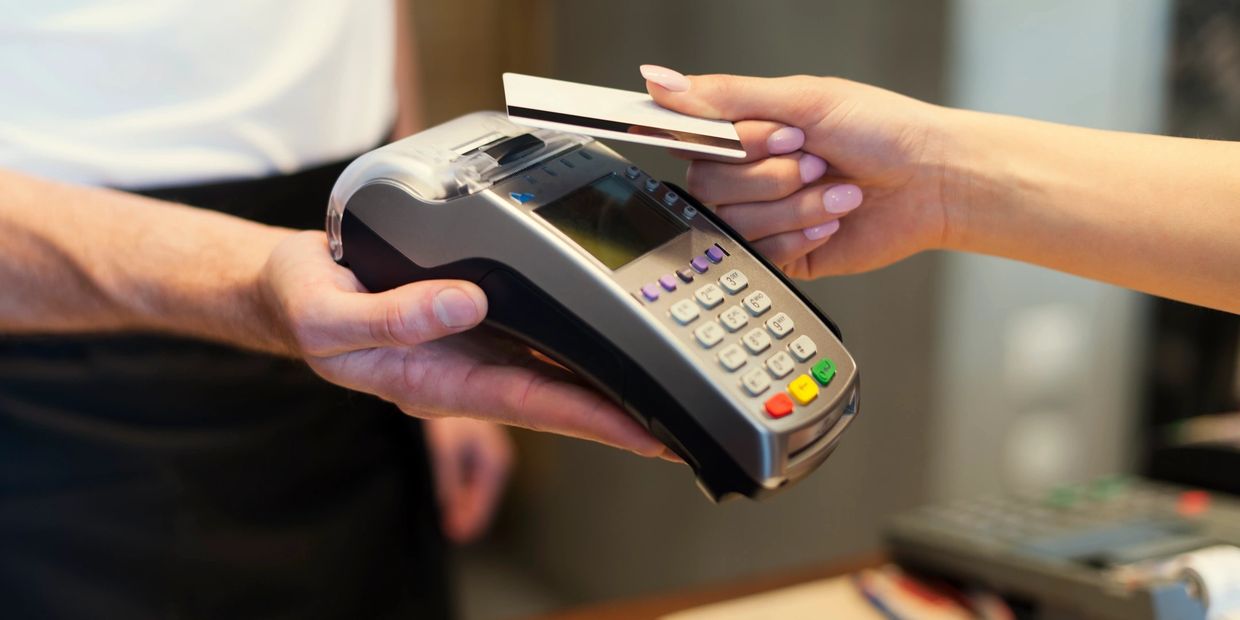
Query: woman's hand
[[423, 417, 514, 544], [258, 231, 673, 460], [641, 65, 957, 278]]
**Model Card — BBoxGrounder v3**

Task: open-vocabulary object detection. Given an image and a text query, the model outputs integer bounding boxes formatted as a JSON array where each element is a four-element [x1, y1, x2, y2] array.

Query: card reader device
[[326, 112, 860, 501]]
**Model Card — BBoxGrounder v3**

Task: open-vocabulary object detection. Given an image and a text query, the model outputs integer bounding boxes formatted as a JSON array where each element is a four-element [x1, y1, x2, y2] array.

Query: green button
[[1090, 476, 1129, 501], [811, 358, 836, 386], [1046, 486, 1078, 509]]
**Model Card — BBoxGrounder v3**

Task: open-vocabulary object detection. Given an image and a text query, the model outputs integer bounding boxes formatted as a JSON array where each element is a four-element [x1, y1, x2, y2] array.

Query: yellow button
[[788, 374, 819, 405]]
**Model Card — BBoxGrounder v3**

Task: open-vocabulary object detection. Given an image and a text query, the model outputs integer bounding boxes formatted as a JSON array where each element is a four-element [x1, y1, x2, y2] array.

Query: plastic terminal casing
[[328, 111, 589, 261]]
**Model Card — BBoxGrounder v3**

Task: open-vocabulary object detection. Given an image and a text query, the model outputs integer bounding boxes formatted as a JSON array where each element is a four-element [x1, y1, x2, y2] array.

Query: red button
[[1178, 490, 1211, 517], [764, 393, 794, 418]]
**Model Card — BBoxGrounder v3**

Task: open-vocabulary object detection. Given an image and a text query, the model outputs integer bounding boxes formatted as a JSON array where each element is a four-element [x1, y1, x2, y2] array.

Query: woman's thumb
[[641, 65, 825, 126]]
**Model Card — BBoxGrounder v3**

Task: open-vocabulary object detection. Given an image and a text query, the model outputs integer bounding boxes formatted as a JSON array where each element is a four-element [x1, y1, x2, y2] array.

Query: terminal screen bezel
[[534, 173, 687, 270]]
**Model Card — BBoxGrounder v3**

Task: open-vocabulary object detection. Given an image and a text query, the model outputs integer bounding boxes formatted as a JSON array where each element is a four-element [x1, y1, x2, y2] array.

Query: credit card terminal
[[887, 479, 1240, 619], [327, 112, 860, 501]]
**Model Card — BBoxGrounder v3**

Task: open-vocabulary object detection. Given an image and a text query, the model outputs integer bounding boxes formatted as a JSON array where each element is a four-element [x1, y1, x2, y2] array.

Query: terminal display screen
[[535, 174, 687, 269]]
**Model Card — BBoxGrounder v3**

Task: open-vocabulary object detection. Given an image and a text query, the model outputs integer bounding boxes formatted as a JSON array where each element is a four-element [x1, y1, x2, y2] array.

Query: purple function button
[[659, 274, 678, 291], [691, 256, 710, 273], [705, 246, 725, 263], [640, 284, 661, 302]]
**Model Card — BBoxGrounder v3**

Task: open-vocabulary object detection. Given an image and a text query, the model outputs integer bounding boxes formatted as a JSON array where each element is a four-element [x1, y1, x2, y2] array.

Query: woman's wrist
[[930, 106, 1046, 256], [930, 106, 987, 253]]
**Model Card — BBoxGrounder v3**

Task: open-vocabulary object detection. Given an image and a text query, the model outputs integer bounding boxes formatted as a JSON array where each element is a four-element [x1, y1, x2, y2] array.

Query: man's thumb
[[321, 280, 488, 354], [641, 65, 824, 126]]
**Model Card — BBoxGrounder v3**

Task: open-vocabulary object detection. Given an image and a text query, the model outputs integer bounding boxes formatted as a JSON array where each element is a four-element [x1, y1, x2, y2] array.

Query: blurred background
[[405, 0, 1240, 617]]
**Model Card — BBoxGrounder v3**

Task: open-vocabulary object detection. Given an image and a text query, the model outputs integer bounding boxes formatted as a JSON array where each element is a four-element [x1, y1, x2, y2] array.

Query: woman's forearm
[[0, 169, 295, 351], [944, 109, 1240, 312]]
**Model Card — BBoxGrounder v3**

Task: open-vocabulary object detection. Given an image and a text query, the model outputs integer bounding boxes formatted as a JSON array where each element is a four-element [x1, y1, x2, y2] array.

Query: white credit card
[[502, 73, 746, 159]]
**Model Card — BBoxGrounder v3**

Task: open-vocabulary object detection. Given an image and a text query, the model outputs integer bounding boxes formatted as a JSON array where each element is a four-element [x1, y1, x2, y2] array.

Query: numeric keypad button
[[788, 335, 817, 361], [718, 306, 749, 332], [740, 368, 771, 396], [717, 344, 748, 371], [670, 299, 700, 325], [694, 283, 725, 309], [765, 351, 796, 378], [694, 321, 725, 348], [788, 374, 819, 405], [719, 269, 749, 294], [741, 328, 771, 354], [741, 290, 772, 316], [765, 312, 794, 339]]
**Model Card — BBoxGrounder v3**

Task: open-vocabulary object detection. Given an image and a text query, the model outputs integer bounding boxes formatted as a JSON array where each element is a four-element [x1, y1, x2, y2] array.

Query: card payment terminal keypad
[[636, 246, 839, 420]]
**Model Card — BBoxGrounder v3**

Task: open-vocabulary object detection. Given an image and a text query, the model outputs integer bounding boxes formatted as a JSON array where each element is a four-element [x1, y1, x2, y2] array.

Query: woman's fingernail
[[799, 154, 828, 184], [804, 219, 841, 240], [823, 184, 863, 214], [767, 127, 805, 155], [433, 287, 483, 328], [640, 64, 690, 92]]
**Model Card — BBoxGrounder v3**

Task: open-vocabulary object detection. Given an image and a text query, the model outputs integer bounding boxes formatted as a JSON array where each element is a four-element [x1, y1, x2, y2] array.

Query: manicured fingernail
[[767, 127, 805, 155], [799, 154, 827, 184], [823, 184, 863, 214], [433, 287, 482, 328], [804, 219, 840, 240], [640, 64, 690, 92]]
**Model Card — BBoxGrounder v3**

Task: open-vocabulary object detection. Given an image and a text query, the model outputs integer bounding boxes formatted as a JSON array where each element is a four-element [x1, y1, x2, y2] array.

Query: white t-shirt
[[0, 0, 396, 188]]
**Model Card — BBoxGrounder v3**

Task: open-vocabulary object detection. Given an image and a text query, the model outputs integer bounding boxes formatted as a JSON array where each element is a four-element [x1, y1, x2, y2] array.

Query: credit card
[[502, 73, 746, 159]]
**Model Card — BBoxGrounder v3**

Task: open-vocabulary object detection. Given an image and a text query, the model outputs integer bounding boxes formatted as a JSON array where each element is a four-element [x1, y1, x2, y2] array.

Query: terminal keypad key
[[717, 344, 747, 371], [694, 321, 725, 348], [741, 328, 771, 354], [742, 291, 771, 316], [694, 283, 725, 309], [788, 374, 819, 405], [764, 393, 794, 418], [719, 269, 749, 294], [740, 368, 771, 396], [670, 299, 700, 325], [765, 312, 794, 339], [718, 306, 749, 332], [788, 335, 817, 362], [765, 351, 796, 378]]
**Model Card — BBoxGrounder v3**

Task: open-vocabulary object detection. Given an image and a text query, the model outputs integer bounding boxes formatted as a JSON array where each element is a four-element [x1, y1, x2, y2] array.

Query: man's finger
[[455, 446, 509, 542], [297, 280, 487, 356], [452, 362, 667, 457], [428, 433, 465, 541], [325, 342, 671, 458]]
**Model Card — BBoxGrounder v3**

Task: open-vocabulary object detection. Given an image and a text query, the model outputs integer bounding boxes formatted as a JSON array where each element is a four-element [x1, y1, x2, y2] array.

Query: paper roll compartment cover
[[1176, 545, 1240, 620]]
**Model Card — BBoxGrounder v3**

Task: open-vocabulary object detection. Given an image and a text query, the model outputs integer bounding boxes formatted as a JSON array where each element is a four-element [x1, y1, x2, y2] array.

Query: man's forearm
[[0, 169, 296, 352], [945, 110, 1240, 312]]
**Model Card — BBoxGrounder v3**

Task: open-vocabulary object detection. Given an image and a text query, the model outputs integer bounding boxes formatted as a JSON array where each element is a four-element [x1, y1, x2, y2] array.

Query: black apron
[[0, 158, 453, 619]]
